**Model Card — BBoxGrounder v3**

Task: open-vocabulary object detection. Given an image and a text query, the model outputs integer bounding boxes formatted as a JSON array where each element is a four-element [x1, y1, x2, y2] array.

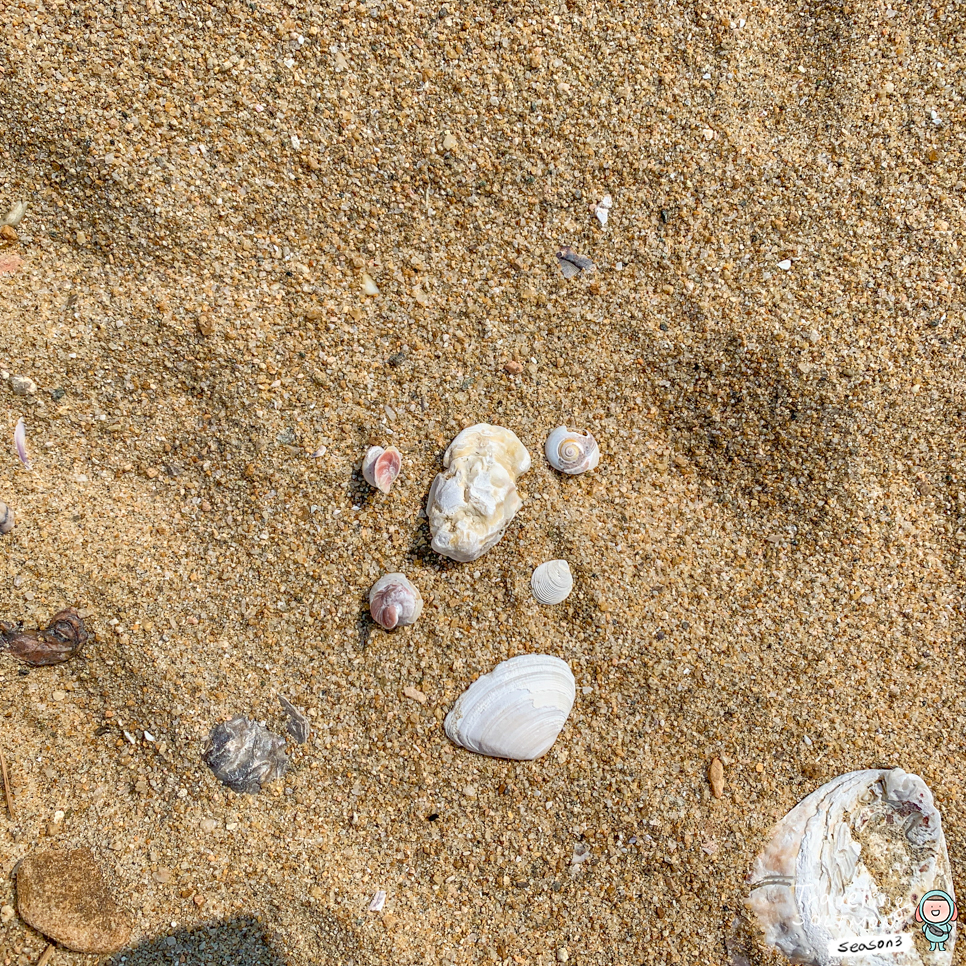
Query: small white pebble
[[778, 259, 792, 270]]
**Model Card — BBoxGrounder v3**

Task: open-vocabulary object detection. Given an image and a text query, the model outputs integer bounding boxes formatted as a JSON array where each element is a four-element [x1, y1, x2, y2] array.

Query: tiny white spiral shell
[[531, 560, 573, 605], [545, 426, 599, 475]]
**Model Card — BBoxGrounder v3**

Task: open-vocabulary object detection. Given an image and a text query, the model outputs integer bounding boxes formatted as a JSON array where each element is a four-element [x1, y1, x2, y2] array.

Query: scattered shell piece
[[444, 654, 575, 760], [531, 560, 574, 605], [278, 695, 310, 744], [203, 715, 289, 794], [593, 194, 612, 227], [369, 573, 423, 630], [17, 847, 132, 954], [708, 758, 724, 798], [0, 501, 13, 534], [556, 247, 595, 279], [14, 418, 30, 470], [777, 259, 792, 270], [309, 445, 327, 458], [747, 768, 955, 965], [403, 686, 427, 704], [427, 424, 531, 562], [2, 202, 27, 228], [362, 445, 401, 494], [0, 252, 23, 275], [1, 609, 88, 666], [545, 426, 599, 475], [369, 890, 387, 912], [361, 273, 379, 296]]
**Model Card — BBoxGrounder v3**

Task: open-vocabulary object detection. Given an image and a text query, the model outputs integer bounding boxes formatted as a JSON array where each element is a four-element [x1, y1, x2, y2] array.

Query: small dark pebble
[[18, 667, 29, 676], [387, 351, 408, 368], [659, 322, 669, 331], [95, 725, 112, 737], [51, 388, 65, 401], [655, 631, 666, 641], [427, 813, 439, 822]]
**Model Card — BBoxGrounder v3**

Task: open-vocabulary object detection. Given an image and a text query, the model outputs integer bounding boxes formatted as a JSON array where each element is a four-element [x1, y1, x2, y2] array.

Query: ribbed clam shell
[[427, 424, 531, 562], [747, 768, 956, 966], [369, 573, 423, 630], [531, 560, 573, 605], [0, 501, 13, 534], [545, 426, 599, 475], [362, 445, 401, 494], [444, 654, 575, 761]]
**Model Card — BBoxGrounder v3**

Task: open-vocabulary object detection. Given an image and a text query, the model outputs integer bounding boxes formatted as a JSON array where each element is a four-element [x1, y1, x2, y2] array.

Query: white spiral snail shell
[[530, 560, 573, 605], [545, 426, 599, 475], [369, 573, 423, 630]]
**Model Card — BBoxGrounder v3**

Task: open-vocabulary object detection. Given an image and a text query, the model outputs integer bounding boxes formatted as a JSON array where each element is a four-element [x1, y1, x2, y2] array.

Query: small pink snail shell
[[369, 573, 423, 630], [363, 445, 402, 494]]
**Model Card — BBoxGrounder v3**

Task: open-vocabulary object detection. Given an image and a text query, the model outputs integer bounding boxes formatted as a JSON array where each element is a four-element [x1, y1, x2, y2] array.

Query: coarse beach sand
[[1, 0, 964, 963]]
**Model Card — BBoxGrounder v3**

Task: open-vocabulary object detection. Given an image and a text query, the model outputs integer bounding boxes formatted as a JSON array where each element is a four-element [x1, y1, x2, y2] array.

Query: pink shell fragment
[[362, 445, 401, 494]]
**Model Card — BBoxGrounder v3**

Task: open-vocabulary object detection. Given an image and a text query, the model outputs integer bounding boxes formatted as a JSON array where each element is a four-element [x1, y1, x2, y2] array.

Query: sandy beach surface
[[1, 0, 964, 963]]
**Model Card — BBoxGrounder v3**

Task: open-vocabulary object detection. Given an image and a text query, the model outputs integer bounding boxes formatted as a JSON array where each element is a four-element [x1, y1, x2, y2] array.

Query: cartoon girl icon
[[915, 889, 958, 951]]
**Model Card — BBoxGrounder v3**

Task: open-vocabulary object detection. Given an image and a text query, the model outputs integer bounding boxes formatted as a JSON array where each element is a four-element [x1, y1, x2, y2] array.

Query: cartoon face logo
[[915, 890, 958, 952]]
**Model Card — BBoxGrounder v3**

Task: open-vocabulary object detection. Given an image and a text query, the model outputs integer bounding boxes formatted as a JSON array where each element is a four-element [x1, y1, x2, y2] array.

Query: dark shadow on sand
[[105, 916, 287, 966]]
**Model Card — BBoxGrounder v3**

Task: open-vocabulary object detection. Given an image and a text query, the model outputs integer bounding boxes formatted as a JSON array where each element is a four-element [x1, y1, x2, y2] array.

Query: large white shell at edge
[[427, 424, 531, 563], [369, 573, 423, 630], [531, 560, 573, 605], [545, 426, 599, 475], [746, 768, 956, 966], [444, 654, 575, 761]]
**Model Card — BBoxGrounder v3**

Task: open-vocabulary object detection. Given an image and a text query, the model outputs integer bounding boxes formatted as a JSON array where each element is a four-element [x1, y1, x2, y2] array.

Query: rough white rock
[[427, 423, 530, 562]]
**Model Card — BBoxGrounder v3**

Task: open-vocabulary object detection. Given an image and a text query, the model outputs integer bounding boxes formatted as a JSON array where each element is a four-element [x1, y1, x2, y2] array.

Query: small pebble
[[9, 375, 36, 396], [442, 133, 458, 150], [557, 948, 570, 963], [403, 686, 427, 704], [778, 259, 792, 270], [462, 784, 477, 799], [52, 690, 66, 702], [504, 361, 523, 375]]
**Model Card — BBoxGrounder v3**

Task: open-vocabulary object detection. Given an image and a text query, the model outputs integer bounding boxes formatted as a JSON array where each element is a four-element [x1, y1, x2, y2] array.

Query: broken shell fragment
[[1, 608, 88, 666], [14, 417, 30, 470], [545, 426, 599, 475], [362, 445, 401, 494], [556, 247, 595, 279], [369, 573, 423, 630], [278, 695, 310, 744], [593, 193, 612, 227], [2, 202, 27, 228], [203, 715, 289, 794], [531, 560, 573, 605], [0, 501, 12, 534], [427, 423, 531, 562], [746, 768, 956, 965], [444, 654, 575, 760]]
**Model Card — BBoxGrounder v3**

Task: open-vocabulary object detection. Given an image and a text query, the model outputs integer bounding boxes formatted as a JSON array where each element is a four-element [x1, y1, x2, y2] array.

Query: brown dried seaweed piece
[[1, 608, 88, 666]]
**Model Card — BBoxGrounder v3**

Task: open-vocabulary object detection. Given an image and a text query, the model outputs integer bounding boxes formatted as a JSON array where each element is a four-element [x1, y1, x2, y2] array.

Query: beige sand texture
[[1, 0, 964, 963]]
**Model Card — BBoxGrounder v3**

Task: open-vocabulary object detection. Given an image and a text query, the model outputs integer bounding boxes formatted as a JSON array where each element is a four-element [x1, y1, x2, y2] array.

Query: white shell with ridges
[[369, 573, 423, 630], [746, 768, 956, 966], [444, 654, 575, 761], [531, 560, 573, 605], [427, 424, 531, 562], [545, 427, 599, 475]]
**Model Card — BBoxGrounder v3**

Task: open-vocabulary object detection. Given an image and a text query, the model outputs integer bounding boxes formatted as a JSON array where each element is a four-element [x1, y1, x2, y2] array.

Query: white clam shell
[[531, 560, 573, 605], [545, 426, 599, 475], [444, 654, 575, 761], [427, 424, 531, 562], [747, 768, 956, 966], [369, 573, 423, 630]]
